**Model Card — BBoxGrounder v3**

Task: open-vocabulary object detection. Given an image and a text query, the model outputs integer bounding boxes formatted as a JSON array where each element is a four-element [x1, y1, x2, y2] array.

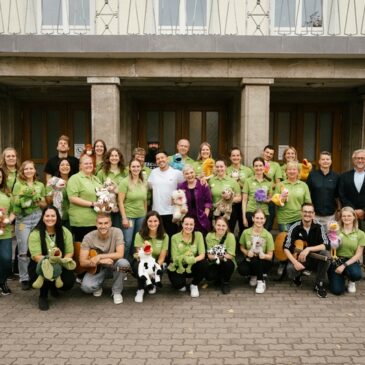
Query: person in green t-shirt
[[132, 210, 168, 303], [280, 146, 302, 181], [238, 209, 274, 294], [0, 167, 16, 295], [28, 206, 76, 311], [118, 159, 148, 261], [206, 217, 236, 294], [193, 142, 215, 177], [328, 207, 365, 295], [93, 139, 107, 175], [168, 215, 207, 298], [0, 147, 19, 192], [13, 160, 47, 290]]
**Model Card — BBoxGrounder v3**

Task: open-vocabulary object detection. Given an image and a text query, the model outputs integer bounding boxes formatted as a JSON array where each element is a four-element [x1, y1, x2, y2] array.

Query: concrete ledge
[[0, 35, 365, 59]]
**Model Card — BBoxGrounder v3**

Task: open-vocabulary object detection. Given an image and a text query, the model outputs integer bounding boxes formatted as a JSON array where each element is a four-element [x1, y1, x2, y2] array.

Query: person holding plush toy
[[328, 207, 365, 295], [133, 211, 168, 303], [206, 217, 236, 294], [119, 159, 148, 260], [13, 160, 46, 290], [193, 142, 215, 178], [168, 215, 207, 298], [28, 206, 76, 310], [168, 139, 195, 167], [0, 167, 16, 295], [237, 209, 274, 294], [242, 157, 273, 229]]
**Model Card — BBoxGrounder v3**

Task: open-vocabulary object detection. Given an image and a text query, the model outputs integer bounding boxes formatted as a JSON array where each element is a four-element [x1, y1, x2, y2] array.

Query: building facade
[[1, 0, 365, 174]]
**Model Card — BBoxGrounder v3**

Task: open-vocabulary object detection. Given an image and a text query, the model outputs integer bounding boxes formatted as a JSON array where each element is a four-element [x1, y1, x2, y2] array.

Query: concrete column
[[87, 77, 120, 149], [239, 78, 274, 165]]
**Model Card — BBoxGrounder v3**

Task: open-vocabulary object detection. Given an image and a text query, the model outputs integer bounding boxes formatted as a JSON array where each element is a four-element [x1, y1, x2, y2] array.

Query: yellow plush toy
[[202, 158, 215, 178], [300, 159, 312, 181]]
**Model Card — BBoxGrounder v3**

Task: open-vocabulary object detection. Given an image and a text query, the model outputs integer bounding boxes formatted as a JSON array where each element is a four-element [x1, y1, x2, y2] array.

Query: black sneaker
[[314, 282, 327, 298], [21, 281, 31, 291], [293, 275, 302, 287], [38, 297, 49, 311], [0, 282, 11, 295], [50, 287, 60, 298], [221, 282, 230, 295]]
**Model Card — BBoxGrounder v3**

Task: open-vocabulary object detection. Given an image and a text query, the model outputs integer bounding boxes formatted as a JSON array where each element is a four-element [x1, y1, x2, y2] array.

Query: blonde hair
[[339, 206, 358, 230], [18, 160, 37, 182], [197, 142, 212, 161], [283, 146, 298, 163], [0, 147, 20, 173]]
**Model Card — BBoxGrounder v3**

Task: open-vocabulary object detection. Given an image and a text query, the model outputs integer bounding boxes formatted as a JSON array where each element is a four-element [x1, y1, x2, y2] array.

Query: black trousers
[[205, 259, 235, 283], [229, 203, 244, 238], [168, 260, 208, 289], [237, 256, 272, 281]]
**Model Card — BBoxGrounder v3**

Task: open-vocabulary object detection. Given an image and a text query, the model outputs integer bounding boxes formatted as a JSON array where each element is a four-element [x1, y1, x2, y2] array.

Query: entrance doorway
[[270, 104, 343, 172], [137, 102, 228, 159]]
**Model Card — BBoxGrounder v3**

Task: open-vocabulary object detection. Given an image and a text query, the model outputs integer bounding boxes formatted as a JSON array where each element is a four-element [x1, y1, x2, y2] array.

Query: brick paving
[[1, 272, 365, 365]]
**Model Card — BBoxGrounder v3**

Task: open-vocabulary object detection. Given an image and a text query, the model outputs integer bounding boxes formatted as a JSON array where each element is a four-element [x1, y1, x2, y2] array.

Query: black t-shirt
[[44, 155, 79, 177]]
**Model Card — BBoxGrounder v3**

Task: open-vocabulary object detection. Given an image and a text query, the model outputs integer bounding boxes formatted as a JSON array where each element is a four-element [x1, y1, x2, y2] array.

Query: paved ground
[[1, 271, 365, 365]]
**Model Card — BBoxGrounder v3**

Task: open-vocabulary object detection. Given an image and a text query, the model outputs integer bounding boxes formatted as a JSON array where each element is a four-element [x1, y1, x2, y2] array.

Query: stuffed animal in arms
[[169, 153, 184, 171], [171, 189, 188, 223], [47, 177, 66, 217], [213, 187, 234, 221], [207, 244, 227, 265]]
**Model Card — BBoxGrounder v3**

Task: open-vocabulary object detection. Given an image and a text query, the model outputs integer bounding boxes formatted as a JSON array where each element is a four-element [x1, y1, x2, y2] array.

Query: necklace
[[46, 232, 56, 248]]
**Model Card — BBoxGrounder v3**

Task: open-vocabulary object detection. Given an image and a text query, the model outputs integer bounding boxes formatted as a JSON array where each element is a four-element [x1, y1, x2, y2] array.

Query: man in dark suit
[[338, 149, 365, 230]]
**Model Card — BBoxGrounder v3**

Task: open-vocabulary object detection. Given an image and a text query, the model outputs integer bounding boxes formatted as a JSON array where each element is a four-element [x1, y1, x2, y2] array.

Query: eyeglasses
[[302, 211, 314, 214], [355, 157, 365, 160]]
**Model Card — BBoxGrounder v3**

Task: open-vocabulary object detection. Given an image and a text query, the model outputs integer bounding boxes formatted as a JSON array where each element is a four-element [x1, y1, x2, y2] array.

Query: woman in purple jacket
[[178, 164, 212, 235]]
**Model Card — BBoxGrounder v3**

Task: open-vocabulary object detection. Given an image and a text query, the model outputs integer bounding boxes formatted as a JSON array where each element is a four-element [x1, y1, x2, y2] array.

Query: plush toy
[[254, 188, 267, 203], [230, 169, 240, 180], [137, 242, 163, 290], [0, 208, 10, 235], [249, 235, 265, 258], [213, 187, 234, 221], [202, 158, 215, 178], [47, 177, 66, 217], [264, 162, 270, 174], [171, 189, 188, 223], [13, 185, 42, 216], [207, 244, 227, 265], [80, 144, 96, 171], [94, 187, 114, 213], [271, 187, 289, 207], [300, 159, 312, 181], [32, 247, 76, 289], [327, 221, 341, 258], [169, 153, 184, 171], [168, 252, 196, 274], [103, 178, 119, 213]]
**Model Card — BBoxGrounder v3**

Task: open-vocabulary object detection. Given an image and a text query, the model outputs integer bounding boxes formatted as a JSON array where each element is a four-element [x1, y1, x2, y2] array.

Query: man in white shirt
[[148, 150, 184, 237]]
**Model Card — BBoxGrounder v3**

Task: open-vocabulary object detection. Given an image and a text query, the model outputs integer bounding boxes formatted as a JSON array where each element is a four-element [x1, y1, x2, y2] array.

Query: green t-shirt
[[97, 169, 128, 188], [134, 232, 169, 260], [243, 177, 273, 215], [239, 227, 274, 254], [337, 229, 365, 259], [6, 170, 17, 192], [265, 161, 282, 182], [209, 175, 241, 206], [13, 180, 45, 217], [226, 165, 253, 189], [276, 180, 311, 224], [168, 155, 195, 166], [193, 159, 215, 177], [66, 172, 102, 227], [170, 231, 205, 261], [0, 191, 13, 239], [45, 184, 69, 221], [118, 178, 147, 218], [28, 226, 74, 259], [95, 161, 103, 175], [206, 231, 236, 267], [280, 162, 302, 181]]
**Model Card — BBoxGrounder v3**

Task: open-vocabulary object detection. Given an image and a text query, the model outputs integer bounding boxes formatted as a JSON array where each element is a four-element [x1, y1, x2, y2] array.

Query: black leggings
[[205, 260, 235, 283], [229, 203, 244, 238], [168, 260, 208, 289], [237, 256, 272, 281]]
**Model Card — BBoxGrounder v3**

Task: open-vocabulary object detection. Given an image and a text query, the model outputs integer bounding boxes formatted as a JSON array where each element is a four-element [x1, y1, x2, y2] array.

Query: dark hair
[[320, 151, 332, 157], [56, 158, 71, 178], [264, 145, 275, 152], [93, 139, 107, 155], [128, 159, 144, 184], [252, 157, 272, 182], [253, 208, 266, 218], [302, 202, 315, 211], [155, 150, 168, 159], [215, 158, 227, 166], [140, 211, 166, 240], [102, 148, 125, 175], [34, 206, 65, 256], [0, 167, 9, 195], [181, 214, 196, 244]]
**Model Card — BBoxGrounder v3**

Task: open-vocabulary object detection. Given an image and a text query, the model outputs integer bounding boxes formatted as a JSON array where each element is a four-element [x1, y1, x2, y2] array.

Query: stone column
[[239, 78, 274, 165], [87, 77, 120, 149]]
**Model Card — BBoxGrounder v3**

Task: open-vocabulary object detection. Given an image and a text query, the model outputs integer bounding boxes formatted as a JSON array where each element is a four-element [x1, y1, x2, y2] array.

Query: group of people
[[0, 134, 364, 311]]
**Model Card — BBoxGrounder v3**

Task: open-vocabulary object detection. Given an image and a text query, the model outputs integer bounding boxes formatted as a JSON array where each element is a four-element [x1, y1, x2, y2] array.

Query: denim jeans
[[0, 238, 12, 283], [81, 258, 130, 295], [121, 216, 145, 260], [15, 209, 42, 282], [328, 261, 363, 295]]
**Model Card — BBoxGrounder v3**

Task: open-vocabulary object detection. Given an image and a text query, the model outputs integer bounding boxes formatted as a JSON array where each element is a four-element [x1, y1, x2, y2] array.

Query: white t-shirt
[[148, 167, 184, 215]]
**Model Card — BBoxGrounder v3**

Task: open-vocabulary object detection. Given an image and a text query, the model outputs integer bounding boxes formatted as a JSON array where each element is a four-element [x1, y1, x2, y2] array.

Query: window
[[273, 0, 323, 34], [157, 0, 207, 34], [40, 0, 92, 34]]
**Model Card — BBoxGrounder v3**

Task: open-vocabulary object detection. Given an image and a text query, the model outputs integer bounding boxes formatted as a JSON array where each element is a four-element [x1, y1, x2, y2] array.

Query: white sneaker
[[249, 276, 257, 287], [190, 284, 199, 298], [179, 286, 187, 292], [113, 293, 123, 304], [148, 286, 156, 295], [348, 281, 356, 293], [135, 289, 144, 303], [93, 287, 103, 297], [255, 280, 266, 294]]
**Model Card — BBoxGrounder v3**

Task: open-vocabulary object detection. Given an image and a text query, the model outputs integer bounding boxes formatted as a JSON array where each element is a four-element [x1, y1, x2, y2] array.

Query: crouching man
[[80, 213, 130, 304]]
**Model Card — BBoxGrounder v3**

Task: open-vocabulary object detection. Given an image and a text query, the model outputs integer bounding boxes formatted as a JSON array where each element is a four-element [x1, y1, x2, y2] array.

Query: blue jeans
[[328, 261, 363, 295], [0, 238, 12, 283], [15, 209, 42, 282], [122, 216, 145, 260]]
